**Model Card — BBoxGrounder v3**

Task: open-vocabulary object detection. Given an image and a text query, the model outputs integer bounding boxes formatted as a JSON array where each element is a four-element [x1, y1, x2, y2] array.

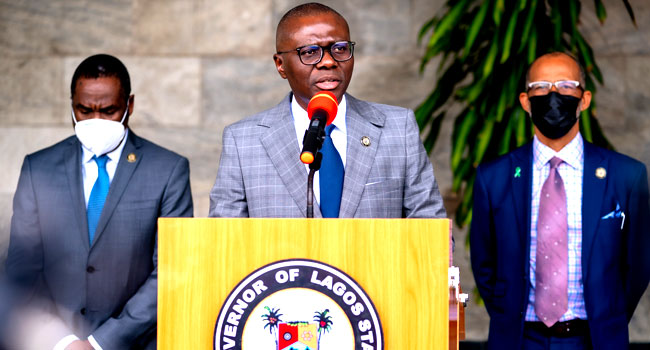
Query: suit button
[[86, 266, 95, 273], [80, 308, 86, 315]]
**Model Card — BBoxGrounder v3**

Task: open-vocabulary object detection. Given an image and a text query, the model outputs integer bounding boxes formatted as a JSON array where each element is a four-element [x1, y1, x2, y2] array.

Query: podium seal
[[214, 259, 383, 350]]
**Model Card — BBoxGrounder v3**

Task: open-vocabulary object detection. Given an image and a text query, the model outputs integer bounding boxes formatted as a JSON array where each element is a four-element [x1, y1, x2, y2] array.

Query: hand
[[66, 339, 94, 350]]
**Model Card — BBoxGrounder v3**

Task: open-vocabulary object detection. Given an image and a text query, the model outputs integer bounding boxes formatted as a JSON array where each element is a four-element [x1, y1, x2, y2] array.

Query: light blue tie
[[319, 124, 344, 218], [87, 155, 109, 244]]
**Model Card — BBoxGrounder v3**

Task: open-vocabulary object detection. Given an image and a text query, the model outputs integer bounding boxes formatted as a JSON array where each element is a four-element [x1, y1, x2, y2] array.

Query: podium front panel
[[158, 218, 449, 349]]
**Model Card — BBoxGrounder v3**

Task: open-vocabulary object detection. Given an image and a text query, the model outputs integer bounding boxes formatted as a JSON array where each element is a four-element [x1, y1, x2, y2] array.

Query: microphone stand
[[306, 152, 322, 218]]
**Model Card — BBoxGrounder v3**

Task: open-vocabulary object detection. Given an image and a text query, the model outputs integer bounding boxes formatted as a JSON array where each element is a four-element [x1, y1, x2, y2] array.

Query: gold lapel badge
[[361, 136, 371, 147], [595, 167, 606, 179], [127, 153, 137, 163]]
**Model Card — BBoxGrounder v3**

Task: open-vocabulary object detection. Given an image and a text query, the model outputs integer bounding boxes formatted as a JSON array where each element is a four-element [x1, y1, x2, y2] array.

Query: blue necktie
[[87, 155, 109, 244], [319, 125, 344, 218]]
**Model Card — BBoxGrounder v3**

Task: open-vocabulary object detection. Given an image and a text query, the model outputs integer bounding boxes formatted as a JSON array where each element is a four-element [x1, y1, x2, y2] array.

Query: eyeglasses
[[527, 80, 582, 95], [277, 41, 355, 65]]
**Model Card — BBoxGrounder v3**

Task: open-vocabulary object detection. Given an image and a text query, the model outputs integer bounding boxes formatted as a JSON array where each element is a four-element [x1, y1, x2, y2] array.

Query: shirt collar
[[533, 132, 583, 170], [291, 94, 347, 133], [81, 128, 129, 164]]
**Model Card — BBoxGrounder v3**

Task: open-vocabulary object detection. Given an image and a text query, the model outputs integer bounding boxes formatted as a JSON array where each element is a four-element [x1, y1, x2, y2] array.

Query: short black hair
[[276, 2, 348, 48], [70, 54, 131, 101], [525, 52, 586, 88]]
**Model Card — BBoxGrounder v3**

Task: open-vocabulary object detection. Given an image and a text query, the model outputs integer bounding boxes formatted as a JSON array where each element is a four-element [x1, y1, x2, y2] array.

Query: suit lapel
[[64, 137, 91, 250], [91, 132, 143, 246], [510, 144, 533, 273], [338, 95, 384, 217], [581, 142, 607, 281], [260, 95, 317, 218]]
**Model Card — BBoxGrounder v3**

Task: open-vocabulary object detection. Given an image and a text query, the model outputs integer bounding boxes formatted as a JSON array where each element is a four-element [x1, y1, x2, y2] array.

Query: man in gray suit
[[209, 3, 445, 218], [4, 54, 193, 349]]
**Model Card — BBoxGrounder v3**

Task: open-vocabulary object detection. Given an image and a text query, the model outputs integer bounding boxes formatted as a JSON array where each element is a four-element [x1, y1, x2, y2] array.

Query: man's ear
[[127, 94, 134, 116], [579, 90, 592, 112], [273, 54, 287, 79], [519, 92, 531, 115]]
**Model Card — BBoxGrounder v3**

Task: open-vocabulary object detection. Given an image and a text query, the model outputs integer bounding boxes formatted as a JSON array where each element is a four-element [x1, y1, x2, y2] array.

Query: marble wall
[[1, 0, 648, 342]]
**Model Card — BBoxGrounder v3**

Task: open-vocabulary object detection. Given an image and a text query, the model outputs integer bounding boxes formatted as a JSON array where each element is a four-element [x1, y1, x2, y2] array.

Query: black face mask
[[529, 91, 581, 139]]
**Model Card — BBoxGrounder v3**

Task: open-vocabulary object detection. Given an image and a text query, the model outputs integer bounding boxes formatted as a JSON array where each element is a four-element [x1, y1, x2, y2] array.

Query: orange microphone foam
[[307, 91, 338, 125], [300, 152, 315, 164]]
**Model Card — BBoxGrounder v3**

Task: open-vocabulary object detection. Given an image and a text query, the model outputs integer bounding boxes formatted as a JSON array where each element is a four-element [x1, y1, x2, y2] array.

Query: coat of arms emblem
[[262, 306, 333, 350]]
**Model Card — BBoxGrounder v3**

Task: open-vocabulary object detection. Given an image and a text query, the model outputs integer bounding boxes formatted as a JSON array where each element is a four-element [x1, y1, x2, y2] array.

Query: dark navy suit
[[471, 141, 650, 349]]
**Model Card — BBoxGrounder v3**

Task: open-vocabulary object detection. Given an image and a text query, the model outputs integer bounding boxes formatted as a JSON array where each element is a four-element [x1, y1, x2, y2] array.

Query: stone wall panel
[[202, 57, 287, 128], [0, 58, 64, 126], [133, 0, 194, 54], [193, 0, 274, 55], [0, 0, 133, 57]]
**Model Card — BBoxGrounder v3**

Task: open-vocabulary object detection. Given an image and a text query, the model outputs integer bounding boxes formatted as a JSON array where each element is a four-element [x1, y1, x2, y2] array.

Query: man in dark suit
[[471, 52, 650, 349], [4, 54, 193, 349], [209, 3, 446, 219]]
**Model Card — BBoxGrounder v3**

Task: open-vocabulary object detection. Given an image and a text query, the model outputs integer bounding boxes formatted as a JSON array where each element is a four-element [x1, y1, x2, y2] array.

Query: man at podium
[[209, 3, 446, 219]]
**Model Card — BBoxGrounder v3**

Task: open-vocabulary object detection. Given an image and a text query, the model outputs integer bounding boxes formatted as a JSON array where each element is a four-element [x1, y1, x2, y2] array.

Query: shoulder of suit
[[130, 132, 188, 162], [585, 141, 647, 172], [25, 135, 78, 160], [477, 142, 532, 174]]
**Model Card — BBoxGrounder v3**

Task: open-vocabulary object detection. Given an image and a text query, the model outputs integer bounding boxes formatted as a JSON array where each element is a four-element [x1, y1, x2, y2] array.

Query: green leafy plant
[[417, 0, 636, 229]]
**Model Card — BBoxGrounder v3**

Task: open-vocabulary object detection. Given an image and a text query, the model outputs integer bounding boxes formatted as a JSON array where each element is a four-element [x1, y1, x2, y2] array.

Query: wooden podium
[[158, 218, 453, 349]]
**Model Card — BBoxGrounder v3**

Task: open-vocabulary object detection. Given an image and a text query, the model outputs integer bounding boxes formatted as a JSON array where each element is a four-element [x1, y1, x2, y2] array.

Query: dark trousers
[[523, 323, 593, 350]]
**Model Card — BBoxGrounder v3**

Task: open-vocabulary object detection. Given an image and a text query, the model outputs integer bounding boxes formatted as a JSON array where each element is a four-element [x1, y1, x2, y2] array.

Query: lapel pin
[[361, 136, 371, 147], [514, 166, 521, 178], [127, 153, 137, 163], [595, 167, 606, 179]]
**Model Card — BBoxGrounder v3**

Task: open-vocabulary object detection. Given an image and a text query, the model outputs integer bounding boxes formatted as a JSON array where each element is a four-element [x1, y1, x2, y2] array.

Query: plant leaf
[[464, 0, 490, 57], [518, 0, 537, 53], [427, 0, 469, 52], [482, 36, 499, 79], [451, 109, 477, 171], [473, 118, 494, 167], [493, 0, 505, 27], [514, 108, 528, 147], [500, 6, 520, 63], [499, 112, 515, 155], [422, 112, 446, 153], [418, 16, 438, 44], [593, 0, 607, 24], [622, 0, 637, 28], [551, 0, 562, 49], [527, 26, 537, 64]]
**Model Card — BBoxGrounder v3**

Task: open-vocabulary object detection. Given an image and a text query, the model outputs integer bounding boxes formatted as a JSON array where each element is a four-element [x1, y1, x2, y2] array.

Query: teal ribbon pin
[[514, 166, 521, 178]]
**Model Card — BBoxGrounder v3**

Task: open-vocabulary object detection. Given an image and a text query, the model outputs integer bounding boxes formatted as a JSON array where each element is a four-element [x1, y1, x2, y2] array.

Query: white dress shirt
[[53, 129, 128, 350], [291, 94, 347, 204]]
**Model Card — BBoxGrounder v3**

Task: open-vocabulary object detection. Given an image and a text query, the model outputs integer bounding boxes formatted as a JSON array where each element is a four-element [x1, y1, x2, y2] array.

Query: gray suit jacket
[[209, 93, 446, 218], [6, 132, 193, 349]]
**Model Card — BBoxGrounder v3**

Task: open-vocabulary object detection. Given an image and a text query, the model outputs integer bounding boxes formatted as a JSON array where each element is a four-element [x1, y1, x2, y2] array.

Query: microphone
[[300, 91, 338, 164]]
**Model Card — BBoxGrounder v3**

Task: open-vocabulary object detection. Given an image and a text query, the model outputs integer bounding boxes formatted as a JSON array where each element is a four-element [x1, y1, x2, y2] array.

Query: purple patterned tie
[[535, 156, 568, 327]]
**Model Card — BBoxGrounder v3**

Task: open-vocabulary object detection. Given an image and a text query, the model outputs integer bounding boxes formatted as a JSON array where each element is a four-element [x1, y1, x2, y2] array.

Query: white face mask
[[72, 102, 128, 157]]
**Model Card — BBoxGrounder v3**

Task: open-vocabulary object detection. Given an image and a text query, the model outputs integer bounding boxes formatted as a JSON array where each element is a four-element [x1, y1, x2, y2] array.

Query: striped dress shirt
[[525, 133, 588, 322]]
